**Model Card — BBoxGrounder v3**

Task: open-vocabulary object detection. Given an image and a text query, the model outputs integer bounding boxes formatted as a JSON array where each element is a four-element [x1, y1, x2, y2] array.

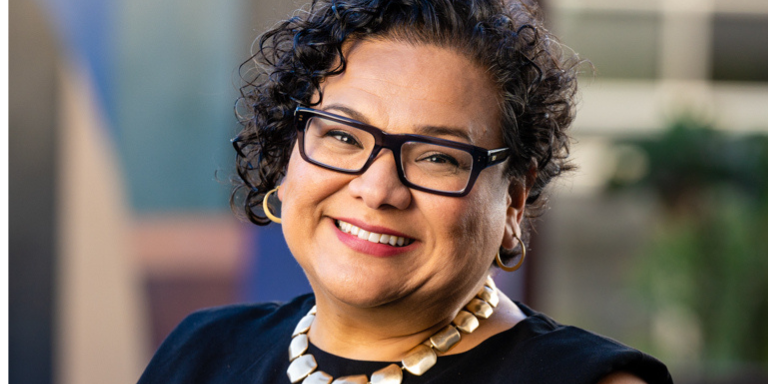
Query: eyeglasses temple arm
[[485, 148, 510, 167]]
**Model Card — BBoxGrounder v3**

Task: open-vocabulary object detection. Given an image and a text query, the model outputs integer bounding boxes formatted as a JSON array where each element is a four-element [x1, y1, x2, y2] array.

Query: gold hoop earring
[[496, 233, 526, 272], [263, 187, 282, 224]]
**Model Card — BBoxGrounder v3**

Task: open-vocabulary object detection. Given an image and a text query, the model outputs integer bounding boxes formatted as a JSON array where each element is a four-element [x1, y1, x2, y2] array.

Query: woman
[[140, 1, 672, 383]]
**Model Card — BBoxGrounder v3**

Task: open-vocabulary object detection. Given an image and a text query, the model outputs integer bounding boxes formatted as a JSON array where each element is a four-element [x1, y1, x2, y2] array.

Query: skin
[[276, 38, 647, 383], [599, 372, 648, 384]]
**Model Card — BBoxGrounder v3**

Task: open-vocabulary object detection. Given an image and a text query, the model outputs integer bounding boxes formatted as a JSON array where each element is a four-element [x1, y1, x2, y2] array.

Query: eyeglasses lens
[[401, 142, 473, 192]]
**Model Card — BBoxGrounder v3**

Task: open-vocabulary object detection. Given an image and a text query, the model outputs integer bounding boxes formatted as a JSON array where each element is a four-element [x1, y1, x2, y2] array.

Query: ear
[[501, 167, 536, 249]]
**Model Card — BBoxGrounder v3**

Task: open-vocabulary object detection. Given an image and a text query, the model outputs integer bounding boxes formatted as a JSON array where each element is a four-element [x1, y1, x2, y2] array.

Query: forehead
[[318, 39, 503, 147]]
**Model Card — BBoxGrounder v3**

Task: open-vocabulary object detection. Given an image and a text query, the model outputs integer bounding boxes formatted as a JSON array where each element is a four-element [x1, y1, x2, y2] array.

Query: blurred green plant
[[609, 116, 768, 369]]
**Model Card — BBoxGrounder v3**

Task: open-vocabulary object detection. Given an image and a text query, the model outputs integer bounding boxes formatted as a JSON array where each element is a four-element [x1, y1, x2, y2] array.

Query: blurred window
[[555, 10, 660, 79], [711, 14, 768, 82]]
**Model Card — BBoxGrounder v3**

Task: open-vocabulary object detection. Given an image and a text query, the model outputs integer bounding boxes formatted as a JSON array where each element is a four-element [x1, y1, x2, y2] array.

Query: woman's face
[[279, 39, 523, 312]]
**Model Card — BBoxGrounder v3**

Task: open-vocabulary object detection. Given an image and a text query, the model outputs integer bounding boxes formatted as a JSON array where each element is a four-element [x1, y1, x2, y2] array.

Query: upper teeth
[[336, 220, 413, 247]]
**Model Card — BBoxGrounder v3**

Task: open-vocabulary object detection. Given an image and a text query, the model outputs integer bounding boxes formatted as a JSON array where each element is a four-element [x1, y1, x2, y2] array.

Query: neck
[[306, 278, 525, 362], [308, 294, 455, 361]]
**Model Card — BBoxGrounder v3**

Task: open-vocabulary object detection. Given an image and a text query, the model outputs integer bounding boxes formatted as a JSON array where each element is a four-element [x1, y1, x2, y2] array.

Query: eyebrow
[[322, 104, 475, 144], [323, 104, 370, 124], [413, 125, 473, 144]]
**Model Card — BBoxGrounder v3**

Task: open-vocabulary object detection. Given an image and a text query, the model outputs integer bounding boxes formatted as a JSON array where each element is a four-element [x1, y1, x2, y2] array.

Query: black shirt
[[139, 294, 673, 384]]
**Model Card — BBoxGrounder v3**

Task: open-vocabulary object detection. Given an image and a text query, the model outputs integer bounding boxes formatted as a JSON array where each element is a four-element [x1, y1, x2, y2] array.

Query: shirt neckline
[[306, 301, 551, 367]]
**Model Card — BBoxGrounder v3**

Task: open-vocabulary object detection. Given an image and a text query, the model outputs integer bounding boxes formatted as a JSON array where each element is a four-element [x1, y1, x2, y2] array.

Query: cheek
[[280, 146, 329, 205], [429, 193, 505, 288], [279, 146, 352, 228], [451, 178, 509, 251], [426, 192, 504, 254], [280, 148, 324, 230]]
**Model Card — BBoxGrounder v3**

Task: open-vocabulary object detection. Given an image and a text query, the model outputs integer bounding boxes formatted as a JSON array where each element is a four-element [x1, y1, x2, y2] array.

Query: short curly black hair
[[232, 0, 583, 236]]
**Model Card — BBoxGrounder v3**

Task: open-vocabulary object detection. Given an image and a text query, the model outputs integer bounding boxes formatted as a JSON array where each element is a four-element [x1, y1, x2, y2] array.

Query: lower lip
[[332, 221, 418, 258]]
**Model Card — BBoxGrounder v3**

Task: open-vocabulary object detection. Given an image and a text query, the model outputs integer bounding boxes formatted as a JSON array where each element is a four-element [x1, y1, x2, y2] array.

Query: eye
[[417, 153, 460, 166], [326, 129, 363, 148]]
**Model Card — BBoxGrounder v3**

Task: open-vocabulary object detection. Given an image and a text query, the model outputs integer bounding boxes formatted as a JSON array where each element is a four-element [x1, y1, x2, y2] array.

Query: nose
[[347, 150, 412, 210]]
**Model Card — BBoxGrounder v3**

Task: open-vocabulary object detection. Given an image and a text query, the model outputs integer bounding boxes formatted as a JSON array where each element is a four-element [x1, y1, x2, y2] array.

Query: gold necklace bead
[[429, 325, 461, 353], [370, 364, 403, 384], [465, 298, 494, 319], [477, 285, 500, 308], [485, 276, 497, 290], [289, 333, 309, 361], [304, 371, 333, 384], [293, 314, 315, 336], [452, 310, 480, 334], [401, 344, 437, 376], [287, 354, 317, 383], [332, 374, 368, 384]]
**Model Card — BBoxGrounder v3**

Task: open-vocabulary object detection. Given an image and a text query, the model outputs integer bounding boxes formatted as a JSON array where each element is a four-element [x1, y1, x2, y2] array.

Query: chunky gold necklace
[[286, 277, 500, 384]]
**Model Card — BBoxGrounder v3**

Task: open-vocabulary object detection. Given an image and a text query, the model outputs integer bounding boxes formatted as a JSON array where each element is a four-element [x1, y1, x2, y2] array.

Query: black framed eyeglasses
[[294, 106, 509, 197]]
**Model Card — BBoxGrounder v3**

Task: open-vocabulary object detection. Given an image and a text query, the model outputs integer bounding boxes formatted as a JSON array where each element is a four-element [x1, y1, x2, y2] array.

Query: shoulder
[[138, 294, 315, 383], [507, 302, 673, 384], [169, 295, 308, 339], [163, 294, 313, 347]]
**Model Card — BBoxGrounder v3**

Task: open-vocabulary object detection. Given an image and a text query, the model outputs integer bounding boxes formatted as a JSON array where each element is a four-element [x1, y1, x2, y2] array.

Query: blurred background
[[8, 0, 768, 383]]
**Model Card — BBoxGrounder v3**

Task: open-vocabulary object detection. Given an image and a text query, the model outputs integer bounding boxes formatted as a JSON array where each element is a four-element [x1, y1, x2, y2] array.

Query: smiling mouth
[[335, 219, 415, 247]]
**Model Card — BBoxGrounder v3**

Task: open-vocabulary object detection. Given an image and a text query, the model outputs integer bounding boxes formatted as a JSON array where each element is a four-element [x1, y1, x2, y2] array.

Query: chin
[[338, 293, 395, 309], [315, 272, 408, 310]]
